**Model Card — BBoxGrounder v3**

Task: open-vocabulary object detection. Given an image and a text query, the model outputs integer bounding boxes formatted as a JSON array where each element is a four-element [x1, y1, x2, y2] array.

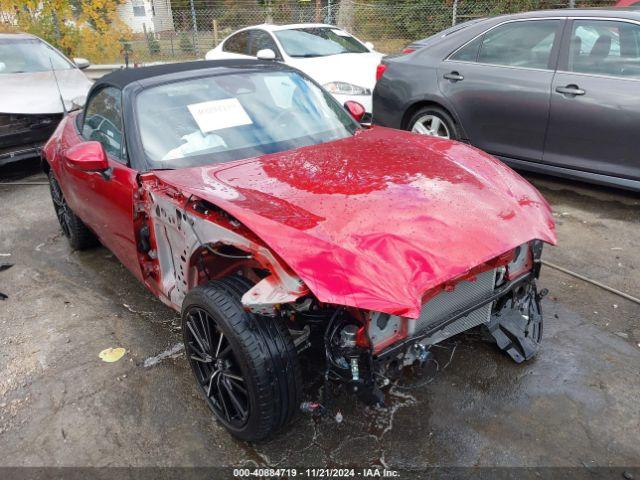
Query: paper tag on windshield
[[187, 98, 252, 133], [331, 29, 351, 37]]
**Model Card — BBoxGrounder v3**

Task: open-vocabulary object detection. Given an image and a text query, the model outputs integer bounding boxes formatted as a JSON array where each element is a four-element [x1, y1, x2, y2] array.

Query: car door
[[220, 30, 251, 59], [60, 86, 142, 280], [438, 18, 564, 161], [543, 18, 640, 180]]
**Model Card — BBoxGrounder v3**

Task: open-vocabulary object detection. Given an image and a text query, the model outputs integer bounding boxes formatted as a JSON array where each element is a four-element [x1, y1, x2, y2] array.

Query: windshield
[[274, 27, 369, 57], [0, 38, 72, 74], [136, 70, 359, 169]]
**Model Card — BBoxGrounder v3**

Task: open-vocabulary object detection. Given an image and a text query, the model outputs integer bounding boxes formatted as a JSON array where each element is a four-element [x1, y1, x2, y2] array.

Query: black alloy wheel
[[184, 306, 250, 429], [48, 172, 97, 250], [182, 276, 301, 441], [49, 172, 71, 237]]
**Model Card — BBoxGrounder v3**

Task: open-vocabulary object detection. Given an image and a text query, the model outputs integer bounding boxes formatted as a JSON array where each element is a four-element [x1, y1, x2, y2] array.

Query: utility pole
[[452, 0, 459, 26], [189, 0, 198, 55]]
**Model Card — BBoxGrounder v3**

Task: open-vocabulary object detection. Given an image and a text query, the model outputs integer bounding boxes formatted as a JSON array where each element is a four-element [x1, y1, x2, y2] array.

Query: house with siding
[[118, 0, 175, 33]]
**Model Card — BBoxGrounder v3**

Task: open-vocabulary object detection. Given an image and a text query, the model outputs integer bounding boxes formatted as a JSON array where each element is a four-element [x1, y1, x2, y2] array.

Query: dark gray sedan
[[373, 9, 640, 191]]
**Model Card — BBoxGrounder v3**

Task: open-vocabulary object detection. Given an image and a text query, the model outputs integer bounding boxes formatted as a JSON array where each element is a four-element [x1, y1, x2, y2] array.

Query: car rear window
[[410, 18, 487, 49]]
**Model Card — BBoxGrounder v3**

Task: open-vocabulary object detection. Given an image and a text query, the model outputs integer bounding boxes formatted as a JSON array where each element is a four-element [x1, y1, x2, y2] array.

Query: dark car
[[373, 9, 640, 191]]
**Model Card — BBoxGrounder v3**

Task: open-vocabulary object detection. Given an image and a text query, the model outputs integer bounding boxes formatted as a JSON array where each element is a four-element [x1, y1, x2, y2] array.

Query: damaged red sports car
[[42, 60, 556, 441]]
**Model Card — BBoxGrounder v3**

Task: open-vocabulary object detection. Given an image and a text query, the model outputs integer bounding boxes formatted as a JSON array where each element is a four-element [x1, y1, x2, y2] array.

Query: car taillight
[[375, 63, 387, 81], [402, 47, 416, 54]]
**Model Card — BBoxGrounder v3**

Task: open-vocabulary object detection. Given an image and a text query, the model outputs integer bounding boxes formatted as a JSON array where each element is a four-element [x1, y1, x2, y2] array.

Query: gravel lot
[[1, 159, 639, 470]]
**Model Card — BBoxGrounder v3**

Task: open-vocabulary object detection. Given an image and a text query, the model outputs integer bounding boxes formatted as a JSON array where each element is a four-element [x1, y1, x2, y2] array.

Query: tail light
[[375, 63, 387, 81], [402, 47, 416, 54]]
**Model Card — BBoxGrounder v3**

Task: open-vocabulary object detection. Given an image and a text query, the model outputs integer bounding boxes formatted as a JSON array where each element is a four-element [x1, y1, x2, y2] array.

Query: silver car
[[0, 33, 91, 167], [373, 9, 640, 191]]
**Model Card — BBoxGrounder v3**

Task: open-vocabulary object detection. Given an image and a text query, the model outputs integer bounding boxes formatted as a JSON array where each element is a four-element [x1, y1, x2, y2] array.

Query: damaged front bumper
[[376, 271, 542, 363], [321, 273, 546, 409], [0, 113, 62, 167], [318, 242, 548, 408]]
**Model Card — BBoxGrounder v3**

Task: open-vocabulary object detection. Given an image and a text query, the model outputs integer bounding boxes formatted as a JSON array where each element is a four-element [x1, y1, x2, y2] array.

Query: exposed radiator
[[412, 268, 497, 344]]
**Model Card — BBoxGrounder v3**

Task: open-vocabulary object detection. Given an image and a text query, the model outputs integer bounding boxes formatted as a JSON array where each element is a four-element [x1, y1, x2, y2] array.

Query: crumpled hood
[[288, 52, 383, 90], [0, 69, 91, 114], [154, 127, 556, 318]]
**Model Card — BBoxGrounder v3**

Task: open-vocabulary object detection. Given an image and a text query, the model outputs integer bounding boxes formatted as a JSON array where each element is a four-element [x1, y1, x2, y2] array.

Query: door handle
[[556, 84, 585, 96], [443, 71, 464, 81]]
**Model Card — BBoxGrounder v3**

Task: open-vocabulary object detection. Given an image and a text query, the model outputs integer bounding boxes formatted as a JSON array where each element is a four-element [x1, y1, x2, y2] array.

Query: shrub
[[179, 32, 195, 54], [146, 31, 160, 54]]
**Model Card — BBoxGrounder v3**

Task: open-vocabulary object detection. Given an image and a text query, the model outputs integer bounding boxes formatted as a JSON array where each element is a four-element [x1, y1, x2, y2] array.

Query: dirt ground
[[0, 159, 639, 470]]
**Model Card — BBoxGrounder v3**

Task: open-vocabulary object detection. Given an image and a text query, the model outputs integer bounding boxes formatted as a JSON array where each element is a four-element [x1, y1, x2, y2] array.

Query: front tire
[[48, 172, 97, 250], [407, 106, 459, 140], [182, 276, 302, 442]]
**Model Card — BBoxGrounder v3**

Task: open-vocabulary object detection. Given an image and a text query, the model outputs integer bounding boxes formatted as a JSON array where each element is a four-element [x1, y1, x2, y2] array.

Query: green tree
[[179, 32, 195, 53], [0, 0, 131, 62]]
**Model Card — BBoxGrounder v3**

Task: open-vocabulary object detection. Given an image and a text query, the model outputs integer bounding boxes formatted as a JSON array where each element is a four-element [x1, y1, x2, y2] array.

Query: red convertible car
[[43, 60, 556, 441]]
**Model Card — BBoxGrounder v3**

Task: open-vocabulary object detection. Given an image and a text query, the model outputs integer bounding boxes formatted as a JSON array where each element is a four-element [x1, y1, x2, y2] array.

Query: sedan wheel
[[411, 114, 451, 138]]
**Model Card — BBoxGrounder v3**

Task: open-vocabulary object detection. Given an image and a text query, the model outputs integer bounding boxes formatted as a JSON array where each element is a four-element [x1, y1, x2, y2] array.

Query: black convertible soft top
[[90, 59, 281, 93]]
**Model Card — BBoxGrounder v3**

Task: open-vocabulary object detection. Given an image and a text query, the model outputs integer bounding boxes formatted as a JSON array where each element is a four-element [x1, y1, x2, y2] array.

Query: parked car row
[[203, 10, 640, 192], [5, 8, 639, 192]]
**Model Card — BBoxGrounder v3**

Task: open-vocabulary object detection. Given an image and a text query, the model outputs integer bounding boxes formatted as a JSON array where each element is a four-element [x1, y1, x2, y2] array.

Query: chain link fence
[[330, 0, 617, 53], [1, 0, 618, 64]]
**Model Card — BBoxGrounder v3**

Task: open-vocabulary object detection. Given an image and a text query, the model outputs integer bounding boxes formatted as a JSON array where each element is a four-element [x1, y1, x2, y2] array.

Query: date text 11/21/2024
[[232, 468, 400, 477]]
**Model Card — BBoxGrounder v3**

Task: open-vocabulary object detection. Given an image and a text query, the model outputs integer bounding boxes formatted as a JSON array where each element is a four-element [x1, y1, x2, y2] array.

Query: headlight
[[323, 81, 371, 96], [506, 242, 533, 280]]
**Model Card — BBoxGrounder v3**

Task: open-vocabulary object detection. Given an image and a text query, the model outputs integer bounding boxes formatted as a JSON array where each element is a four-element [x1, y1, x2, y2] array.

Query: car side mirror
[[364, 41, 374, 51], [344, 100, 366, 123], [64, 141, 109, 174], [256, 49, 276, 60], [73, 57, 91, 70]]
